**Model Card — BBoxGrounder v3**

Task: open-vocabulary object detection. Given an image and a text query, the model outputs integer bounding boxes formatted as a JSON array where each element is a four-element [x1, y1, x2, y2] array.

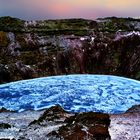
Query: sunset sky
[[0, 0, 140, 20]]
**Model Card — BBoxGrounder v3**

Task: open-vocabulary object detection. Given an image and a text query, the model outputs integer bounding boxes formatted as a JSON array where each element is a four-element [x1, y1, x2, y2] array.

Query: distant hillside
[[0, 16, 140, 33]]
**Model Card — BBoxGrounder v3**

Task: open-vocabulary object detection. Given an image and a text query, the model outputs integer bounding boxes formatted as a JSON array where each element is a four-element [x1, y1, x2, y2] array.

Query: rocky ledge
[[0, 105, 140, 140]]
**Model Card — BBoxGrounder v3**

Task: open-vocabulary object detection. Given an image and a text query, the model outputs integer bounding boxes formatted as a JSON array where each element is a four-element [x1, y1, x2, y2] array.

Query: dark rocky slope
[[1, 17, 140, 83], [0, 105, 111, 140], [0, 105, 140, 140]]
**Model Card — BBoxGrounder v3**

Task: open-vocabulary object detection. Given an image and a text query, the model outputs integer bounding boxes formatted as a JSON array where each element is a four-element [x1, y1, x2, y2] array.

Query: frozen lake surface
[[0, 75, 140, 114]]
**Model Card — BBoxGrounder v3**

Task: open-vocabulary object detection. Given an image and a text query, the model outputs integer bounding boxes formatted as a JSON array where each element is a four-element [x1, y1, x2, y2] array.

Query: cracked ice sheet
[[0, 74, 140, 114]]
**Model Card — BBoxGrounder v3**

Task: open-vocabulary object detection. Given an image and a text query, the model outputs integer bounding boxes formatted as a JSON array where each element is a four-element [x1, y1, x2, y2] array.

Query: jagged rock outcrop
[[0, 105, 140, 140], [0, 105, 111, 140]]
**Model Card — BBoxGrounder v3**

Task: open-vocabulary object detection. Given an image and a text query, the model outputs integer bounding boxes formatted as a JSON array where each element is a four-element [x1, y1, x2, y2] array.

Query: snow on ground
[[0, 110, 45, 139], [0, 74, 140, 114], [109, 113, 140, 140]]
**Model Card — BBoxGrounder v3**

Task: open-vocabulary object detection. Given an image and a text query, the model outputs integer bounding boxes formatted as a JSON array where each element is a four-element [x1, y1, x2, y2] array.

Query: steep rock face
[[0, 62, 36, 83], [1, 17, 140, 83], [112, 32, 140, 78]]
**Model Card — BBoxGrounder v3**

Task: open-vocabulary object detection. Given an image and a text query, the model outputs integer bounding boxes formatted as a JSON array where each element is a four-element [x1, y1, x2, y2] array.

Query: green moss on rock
[[0, 31, 9, 47]]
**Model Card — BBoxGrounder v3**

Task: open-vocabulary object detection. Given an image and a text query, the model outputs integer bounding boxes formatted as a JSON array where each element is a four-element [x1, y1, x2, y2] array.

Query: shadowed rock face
[[0, 17, 140, 83], [0, 64, 11, 83], [53, 112, 110, 140]]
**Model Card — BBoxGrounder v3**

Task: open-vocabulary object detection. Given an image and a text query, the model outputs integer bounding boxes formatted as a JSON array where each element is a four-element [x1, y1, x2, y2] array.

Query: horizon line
[[0, 15, 137, 21]]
